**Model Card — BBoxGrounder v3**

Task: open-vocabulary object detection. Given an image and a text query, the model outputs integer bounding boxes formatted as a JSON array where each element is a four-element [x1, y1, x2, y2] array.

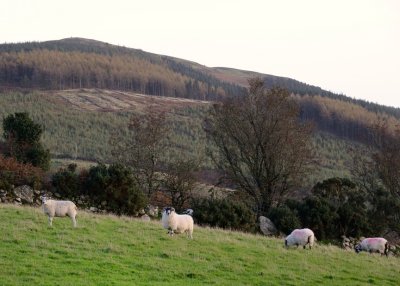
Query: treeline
[[296, 94, 400, 144], [0, 38, 245, 100], [263, 75, 339, 98], [262, 75, 400, 120]]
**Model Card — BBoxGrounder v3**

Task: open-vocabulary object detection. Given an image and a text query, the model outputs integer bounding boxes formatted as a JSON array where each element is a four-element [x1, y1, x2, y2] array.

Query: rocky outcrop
[[341, 236, 360, 251], [145, 205, 159, 217], [141, 214, 151, 221], [13, 185, 34, 204], [259, 216, 278, 236], [0, 185, 44, 205]]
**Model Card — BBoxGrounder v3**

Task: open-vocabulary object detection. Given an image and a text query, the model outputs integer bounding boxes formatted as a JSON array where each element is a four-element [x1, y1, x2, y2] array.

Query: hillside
[[0, 204, 398, 286], [0, 90, 209, 168], [2, 37, 400, 121], [2, 38, 400, 187], [0, 89, 372, 186]]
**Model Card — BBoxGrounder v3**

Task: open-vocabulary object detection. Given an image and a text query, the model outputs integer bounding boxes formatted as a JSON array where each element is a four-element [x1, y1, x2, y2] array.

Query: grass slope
[[0, 204, 399, 286]]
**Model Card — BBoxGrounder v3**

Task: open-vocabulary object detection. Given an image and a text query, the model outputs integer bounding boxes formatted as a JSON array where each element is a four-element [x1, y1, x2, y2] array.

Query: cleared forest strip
[[52, 89, 209, 112]]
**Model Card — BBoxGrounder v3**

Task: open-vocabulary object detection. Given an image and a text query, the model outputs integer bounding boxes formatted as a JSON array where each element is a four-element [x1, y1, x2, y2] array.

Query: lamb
[[284, 228, 315, 249], [41, 196, 78, 227], [161, 207, 194, 239], [355, 237, 389, 256]]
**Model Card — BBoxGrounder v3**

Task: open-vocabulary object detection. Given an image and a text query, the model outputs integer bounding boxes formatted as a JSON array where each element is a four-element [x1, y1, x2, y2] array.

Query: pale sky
[[1, 0, 399, 107]]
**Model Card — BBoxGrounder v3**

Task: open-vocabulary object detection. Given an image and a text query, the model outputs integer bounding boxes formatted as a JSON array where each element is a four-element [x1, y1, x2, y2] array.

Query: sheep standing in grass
[[355, 237, 389, 256], [41, 196, 78, 227], [285, 228, 315, 249], [161, 207, 193, 239]]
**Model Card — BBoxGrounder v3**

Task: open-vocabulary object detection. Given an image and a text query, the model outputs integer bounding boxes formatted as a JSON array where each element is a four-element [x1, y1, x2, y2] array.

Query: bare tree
[[163, 159, 199, 212], [351, 146, 381, 194], [205, 78, 314, 216], [371, 119, 400, 199], [351, 119, 400, 232], [111, 102, 170, 198]]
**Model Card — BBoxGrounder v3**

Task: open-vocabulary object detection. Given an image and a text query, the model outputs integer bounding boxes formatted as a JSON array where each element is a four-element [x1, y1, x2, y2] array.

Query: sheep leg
[[48, 216, 53, 227], [384, 243, 389, 257], [307, 235, 312, 249], [71, 216, 77, 228]]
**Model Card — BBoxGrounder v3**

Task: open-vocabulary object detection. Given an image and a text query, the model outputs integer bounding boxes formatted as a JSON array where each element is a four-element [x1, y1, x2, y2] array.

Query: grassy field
[[0, 204, 398, 286]]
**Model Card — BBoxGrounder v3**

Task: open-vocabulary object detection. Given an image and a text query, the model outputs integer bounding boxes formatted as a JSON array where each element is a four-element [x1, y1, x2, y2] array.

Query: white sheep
[[41, 196, 78, 227], [355, 237, 389, 256], [161, 207, 194, 239], [285, 228, 315, 249]]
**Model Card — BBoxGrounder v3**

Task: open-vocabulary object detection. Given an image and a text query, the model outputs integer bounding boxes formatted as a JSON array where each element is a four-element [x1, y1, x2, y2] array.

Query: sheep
[[284, 228, 315, 249], [182, 208, 193, 216], [355, 237, 389, 256], [40, 196, 78, 227], [161, 207, 194, 239]]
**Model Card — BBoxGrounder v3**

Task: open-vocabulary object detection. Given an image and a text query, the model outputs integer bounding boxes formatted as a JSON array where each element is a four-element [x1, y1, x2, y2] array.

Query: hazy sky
[[1, 0, 399, 107]]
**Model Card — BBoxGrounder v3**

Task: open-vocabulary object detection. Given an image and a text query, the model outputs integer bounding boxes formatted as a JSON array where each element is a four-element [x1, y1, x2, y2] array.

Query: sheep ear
[[171, 207, 175, 212]]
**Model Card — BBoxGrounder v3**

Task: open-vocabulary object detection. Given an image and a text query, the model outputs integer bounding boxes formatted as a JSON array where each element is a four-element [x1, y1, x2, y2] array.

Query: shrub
[[310, 177, 370, 239], [84, 163, 110, 201], [368, 188, 400, 234], [84, 163, 147, 215], [268, 205, 301, 235], [2, 112, 50, 170], [51, 164, 80, 198], [191, 196, 257, 232], [296, 196, 338, 240], [0, 154, 44, 190], [104, 164, 147, 215], [276, 177, 372, 240]]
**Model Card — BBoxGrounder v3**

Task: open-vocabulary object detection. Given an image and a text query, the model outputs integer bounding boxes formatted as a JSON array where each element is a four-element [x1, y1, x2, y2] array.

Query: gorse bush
[[51, 163, 148, 215], [368, 187, 400, 234], [268, 204, 301, 235], [51, 163, 80, 198], [295, 196, 338, 240], [191, 196, 257, 232], [271, 178, 388, 240]]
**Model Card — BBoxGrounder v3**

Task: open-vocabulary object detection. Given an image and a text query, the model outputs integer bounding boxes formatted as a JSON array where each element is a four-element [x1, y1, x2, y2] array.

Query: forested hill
[[0, 38, 245, 100], [1, 37, 400, 119]]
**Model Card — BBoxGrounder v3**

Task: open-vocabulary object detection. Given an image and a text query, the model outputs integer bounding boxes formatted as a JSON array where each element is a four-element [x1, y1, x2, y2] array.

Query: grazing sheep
[[182, 208, 194, 216], [41, 196, 77, 227], [161, 207, 193, 239], [355, 237, 389, 256], [285, 228, 315, 249]]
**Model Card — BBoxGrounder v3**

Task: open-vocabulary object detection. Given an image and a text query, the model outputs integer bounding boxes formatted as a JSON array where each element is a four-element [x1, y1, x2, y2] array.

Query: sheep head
[[163, 207, 175, 215], [39, 195, 49, 203]]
